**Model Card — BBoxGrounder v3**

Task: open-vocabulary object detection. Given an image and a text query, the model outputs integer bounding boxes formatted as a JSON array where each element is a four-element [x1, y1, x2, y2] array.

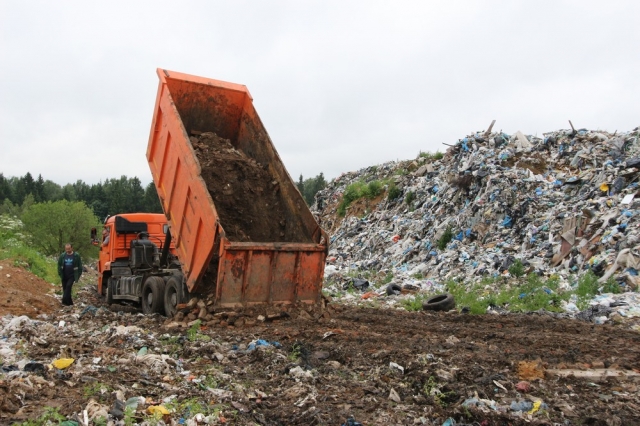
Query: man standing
[[57, 243, 82, 306]]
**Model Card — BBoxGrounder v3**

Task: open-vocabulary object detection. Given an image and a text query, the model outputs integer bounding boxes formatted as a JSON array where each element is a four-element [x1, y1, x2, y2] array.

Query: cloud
[[1, 1, 639, 186]]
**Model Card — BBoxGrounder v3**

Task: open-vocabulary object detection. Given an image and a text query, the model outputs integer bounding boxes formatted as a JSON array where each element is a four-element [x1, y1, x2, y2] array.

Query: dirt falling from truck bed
[[192, 132, 307, 243]]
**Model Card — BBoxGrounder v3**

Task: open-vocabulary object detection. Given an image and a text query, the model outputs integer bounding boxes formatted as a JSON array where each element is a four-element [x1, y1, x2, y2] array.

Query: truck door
[[97, 225, 112, 294]]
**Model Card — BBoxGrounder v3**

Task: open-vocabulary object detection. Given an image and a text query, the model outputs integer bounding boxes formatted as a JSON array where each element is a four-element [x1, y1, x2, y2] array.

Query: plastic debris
[[314, 125, 640, 325], [147, 405, 170, 415], [52, 358, 75, 370]]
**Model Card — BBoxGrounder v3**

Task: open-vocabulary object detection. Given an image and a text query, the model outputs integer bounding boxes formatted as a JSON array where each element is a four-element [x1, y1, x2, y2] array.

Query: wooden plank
[[547, 369, 640, 381], [484, 119, 496, 137]]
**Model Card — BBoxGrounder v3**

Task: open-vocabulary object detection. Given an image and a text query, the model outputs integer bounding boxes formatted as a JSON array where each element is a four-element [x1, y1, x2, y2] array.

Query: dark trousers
[[62, 276, 74, 306]]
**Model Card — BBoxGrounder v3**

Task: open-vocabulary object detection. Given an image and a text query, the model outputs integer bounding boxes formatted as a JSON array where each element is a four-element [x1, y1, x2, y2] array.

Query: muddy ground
[[1, 265, 640, 425]]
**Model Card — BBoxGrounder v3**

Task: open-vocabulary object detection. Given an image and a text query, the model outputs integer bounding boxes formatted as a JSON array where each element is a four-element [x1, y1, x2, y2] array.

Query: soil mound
[[0, 260, 59, 317]]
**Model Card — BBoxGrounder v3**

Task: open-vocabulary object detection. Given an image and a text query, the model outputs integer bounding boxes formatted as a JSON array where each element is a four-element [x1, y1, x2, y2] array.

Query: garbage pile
[[314, 125, 640, 320]]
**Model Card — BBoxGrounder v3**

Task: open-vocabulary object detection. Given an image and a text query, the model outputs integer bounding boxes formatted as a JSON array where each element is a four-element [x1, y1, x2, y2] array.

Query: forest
[[0, 172, 162, 220], [0, 171, 326, 256]]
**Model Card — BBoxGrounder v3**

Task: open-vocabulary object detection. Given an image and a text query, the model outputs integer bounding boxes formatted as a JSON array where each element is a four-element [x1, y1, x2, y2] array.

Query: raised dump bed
[[147, 69, 328, 307]]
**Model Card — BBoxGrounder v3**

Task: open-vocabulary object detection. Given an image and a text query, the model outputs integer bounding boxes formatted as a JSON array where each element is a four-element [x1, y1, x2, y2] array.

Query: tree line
[[0, 172, 162, 219], [1, 171, 328, 217], [297, 173, 327, 206], [0, 171, 327, 257]]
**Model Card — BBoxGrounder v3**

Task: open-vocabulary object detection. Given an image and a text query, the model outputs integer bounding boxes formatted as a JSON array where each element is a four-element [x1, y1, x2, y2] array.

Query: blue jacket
[[57, 251, 83, 283]]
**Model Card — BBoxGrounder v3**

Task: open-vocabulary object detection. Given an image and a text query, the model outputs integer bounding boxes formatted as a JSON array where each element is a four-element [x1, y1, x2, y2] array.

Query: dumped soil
[[0, 260, 59, 317], [515, 153, 548, 175], [2, 264, 640, 425], [192, 132, 305, 243]]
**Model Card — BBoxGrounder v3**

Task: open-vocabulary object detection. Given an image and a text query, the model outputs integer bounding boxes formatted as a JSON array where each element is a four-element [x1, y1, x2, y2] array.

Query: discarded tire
[[422, 293, 455, 311], [386, 283, 402, 296]]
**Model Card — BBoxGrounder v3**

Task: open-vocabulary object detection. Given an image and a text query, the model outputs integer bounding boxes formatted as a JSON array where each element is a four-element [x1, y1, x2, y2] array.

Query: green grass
[[288, 342, 302, 361], [445, 274, 567, 314], [380, 271, 394, 285], [400, 293, 429, 311], [187, 319, 202, 341], [575, 271, 599, 297], [508, 259, 525, 278], [387, 182, 402, 201], [423, 375, 455, 408], [573, 271, 620, 309], [13, 407, 66, 426], [0, 215, 59, 284], [446, 279, 496, 314], [83, 381, 112, 400], [123, 406, 137, 426], [94, 416, 107, 426], [418, 151, 444, 161], [440, 271, 616, 315], [164, 397, 224, 418], [436, 226, 453, 250], [404, 191, 416, 205], [186, 319, 213, 342], [337, 180, 385, 216], [602, 278, 623, 294]]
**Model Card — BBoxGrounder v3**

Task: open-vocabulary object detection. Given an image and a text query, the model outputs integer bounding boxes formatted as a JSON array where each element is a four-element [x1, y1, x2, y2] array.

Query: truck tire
[[142, 277, 165, 315], [106, 278, 115, 305], [422, 293, 456, 312], [164, 276, 186, 318]]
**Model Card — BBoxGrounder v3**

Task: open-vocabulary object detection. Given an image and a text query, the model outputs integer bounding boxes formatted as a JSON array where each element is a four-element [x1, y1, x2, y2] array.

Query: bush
[[602, 278, 622, 294], [436, 226, 453, 250], [0, 214, 58, 284], [405, 191, 416, 205], [364, 180, 383, 198], [337, 182, 365, 216], [576, 271, 599, 298], [337, 180, 383, 216], [418, 151, 444, 161], [21, 200, 101, 256], [508, 259, 525, 278], [387, 183, 401, 201]]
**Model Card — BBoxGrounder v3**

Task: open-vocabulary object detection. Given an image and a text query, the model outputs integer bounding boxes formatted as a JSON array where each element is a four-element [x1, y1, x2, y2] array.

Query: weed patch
[[14, 407, 66, 426], [418, 151, 444, 161], [387, 183, 402, 201], [337, 180, 385, 216], [401, 293, 428, 311], [437, 226, 453, 250]]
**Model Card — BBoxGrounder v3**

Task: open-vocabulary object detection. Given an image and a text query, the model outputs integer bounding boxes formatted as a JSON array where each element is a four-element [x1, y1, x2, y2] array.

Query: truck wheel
[[422, 293, 456, 312], [164, 276, 186, 318], [106, 278, 115, 305], [142, 277, 165, 315]]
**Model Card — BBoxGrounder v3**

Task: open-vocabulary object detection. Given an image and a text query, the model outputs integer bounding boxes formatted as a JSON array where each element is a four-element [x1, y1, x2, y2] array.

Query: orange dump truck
[[96, 69, 328, 315]]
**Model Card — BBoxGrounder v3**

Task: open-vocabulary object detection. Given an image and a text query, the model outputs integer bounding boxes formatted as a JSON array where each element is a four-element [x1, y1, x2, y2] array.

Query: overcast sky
[[1, 1, 639, 187]]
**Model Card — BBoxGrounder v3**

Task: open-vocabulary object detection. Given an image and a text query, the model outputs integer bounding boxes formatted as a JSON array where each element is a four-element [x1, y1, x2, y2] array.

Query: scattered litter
[[52, 358, 75, 370]]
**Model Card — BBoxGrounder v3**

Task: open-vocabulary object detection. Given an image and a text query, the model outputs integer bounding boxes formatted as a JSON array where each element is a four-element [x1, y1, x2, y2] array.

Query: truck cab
[[94, 213, 183, 314]]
